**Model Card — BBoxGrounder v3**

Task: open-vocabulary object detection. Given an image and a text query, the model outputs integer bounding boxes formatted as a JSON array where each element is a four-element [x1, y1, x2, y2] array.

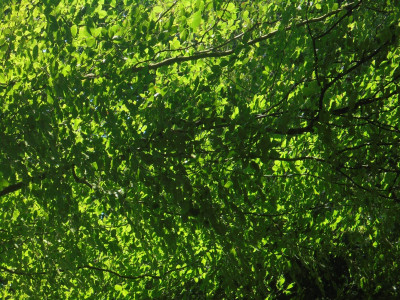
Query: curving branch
[[0, 173, 46, 198], [80, 265, 161, 280], [129, 2, 361, 73], [71, 165, 93, 189], [0, 163, 98, 198], [0, 264, 189, 281], [0, 181, 25, 198]]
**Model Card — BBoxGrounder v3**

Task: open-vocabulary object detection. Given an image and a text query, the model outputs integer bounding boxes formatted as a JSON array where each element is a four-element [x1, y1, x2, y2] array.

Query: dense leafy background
[[1, 0, 400, 298]]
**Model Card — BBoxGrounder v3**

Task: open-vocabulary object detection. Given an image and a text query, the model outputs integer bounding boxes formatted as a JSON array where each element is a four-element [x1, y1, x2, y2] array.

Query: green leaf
[[47, 94, 54, 104], [226, 3, 236, 12], [224, 181, 233, 188], [32, 45, 38, 60], [71, 25, 78, 37], [90, 27, 102, 38], [190, 10, 202, 30], [86, 36, 96, 47], [0, 172, 8, 190], [98, 10, 108, 19], [80, 26, 92, 38]]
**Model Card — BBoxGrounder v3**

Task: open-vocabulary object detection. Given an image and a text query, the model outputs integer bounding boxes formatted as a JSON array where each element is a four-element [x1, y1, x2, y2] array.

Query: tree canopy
[[1, 0, 400, 298]]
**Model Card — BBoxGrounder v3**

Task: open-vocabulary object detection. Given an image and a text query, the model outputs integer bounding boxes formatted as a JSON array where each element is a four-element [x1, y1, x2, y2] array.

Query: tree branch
[[71, 165, 93, 189], [130, 2, 359, 73], [0, 181, 25, 198], [0, 173, 46, 198], [0, 264, 189, 281]]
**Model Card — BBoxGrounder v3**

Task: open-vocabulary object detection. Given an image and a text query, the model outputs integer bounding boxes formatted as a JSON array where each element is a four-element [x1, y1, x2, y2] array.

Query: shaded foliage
[[1, 0, 400, 298]]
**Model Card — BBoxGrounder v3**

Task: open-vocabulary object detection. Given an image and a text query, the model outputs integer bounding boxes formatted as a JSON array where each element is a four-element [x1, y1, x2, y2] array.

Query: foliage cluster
[[1, 0, 400, 298]]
